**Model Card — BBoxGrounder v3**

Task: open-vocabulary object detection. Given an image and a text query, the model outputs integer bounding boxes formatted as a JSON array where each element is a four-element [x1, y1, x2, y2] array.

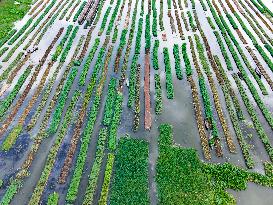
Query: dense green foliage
[[145, 14, 151, 50], [99, 6, 112, 35], [52, 25, 73, 61], [47, 192, 59, 205], [152, 0, 158, 37], [98, 153, 115, 205], [83, 128, 108, 204], [156, 124, 273, 205], [199, 77, 219, 139], [213, 31, 232, 70], [0, 0, 32, 42], [109, 93, 123, 151], [163, 47, 174, 99], [155, 74, 163, 114], [0, 67, 31, 118], [181, 43, 193, 77], [206, 16, 215, 30], [66, 93, 103, 203], [73, 1, 87, 22], [60, 26, 79, 62], [128, 54, 139, 108], [106, 0, 122, 35], [173, 44, 183, 80], [110, 137, 150, 205], [48, 67, 78, 134], [78, 38, 100, 84], [103, 78, 117, 126], [152, 40, 159, 70], [8, 18, 33, 45]]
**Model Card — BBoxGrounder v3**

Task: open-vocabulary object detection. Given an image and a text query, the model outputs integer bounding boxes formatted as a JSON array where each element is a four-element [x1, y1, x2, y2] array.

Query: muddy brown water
[[0, 0, 272, 204]]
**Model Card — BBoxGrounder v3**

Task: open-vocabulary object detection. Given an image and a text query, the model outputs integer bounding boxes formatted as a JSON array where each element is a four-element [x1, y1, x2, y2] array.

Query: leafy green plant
[[181, 43, 193, 77], [155, 74, 163, 114], [110, 137, 149, 205], [163, 47, 174, 99], [103, 78, 117, 126], [173, 44, 183, 80]]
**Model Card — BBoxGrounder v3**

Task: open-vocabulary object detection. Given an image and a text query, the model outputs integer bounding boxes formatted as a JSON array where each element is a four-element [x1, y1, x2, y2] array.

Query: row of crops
[[0, 0, 272, 203]]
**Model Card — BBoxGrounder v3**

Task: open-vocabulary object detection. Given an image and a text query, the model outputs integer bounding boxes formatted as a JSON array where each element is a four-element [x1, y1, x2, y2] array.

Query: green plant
[[173, 44, 183, 80], [109, 137, 149, 205], [163, 47, 174, 99]]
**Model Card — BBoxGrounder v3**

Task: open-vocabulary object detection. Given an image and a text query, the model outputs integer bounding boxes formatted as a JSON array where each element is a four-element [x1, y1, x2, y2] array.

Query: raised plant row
[[47, 192, 59, 205], [214, 56, 254, 168], [163, 47, 174, 99], [154, 74, 163, 115], [193, 29, 236, 153], [3, 0, 58, 62], [108, 93, 123, 151], [187, 11, 196, 32], [106, 0, 123, 35], [78, 38, 100, 85], [168, 11, 176, 34], [181, 43, 193, 77], [99, 6, 112, 35], [207, 0, 273, 129], [159, 0, 164, 30], [0, 29, 16, 48], [66, 91, 104, 203], [144, 53, 152, 130], [103, 78, 117, 126], [82, 128, 108, 204], [145, 14, 151, 51], [47, 66, 78, 134], [27, 36, 85, 132], [2, 61, 56, 151], [233, 74, 273, 162], [133, 64, 141, 131], [175, 10, 185, 40], [213, 31, 232, 71], [245, 46, 273, 90], [114, 29, 128, 72], [60, 26, 79, 62], [0, 67, 31, 118], [28, 91, 81, 205], [58, 41, 111, 184], [0, 47, 8, 58], [0, 28, 64, 137], [98, 153, 115, 205], [52, 25, 73, 61], [152, 0, 158, 37], [8, 18, 33, 45], [173, 44, 183, 80], [152, 40, 159, 70]]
